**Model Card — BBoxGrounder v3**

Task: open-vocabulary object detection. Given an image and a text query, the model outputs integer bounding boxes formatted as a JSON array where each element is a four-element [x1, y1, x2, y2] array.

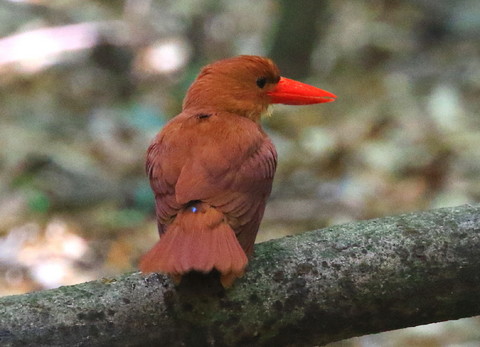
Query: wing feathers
[[146, 110, 277, 251]]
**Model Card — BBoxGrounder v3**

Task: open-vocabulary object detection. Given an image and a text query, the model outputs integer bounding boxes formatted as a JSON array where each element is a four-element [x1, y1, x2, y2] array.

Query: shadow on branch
[[1, 204, 479, 346]]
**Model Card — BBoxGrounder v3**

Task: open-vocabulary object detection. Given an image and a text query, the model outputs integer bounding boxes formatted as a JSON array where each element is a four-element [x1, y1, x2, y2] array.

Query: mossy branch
[[1, 204, 479, 346]]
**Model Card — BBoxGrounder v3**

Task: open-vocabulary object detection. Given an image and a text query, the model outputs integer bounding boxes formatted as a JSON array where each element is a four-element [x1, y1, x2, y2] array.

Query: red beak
[[267, 77, 336, 105]]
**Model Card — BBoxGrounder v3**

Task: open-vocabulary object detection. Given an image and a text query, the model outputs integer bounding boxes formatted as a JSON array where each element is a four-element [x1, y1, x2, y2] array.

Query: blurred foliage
[[0, 0, 479, 345]]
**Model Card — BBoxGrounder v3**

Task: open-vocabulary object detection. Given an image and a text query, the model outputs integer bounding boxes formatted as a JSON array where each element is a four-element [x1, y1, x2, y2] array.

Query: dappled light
[[0, 0, 479, 345]]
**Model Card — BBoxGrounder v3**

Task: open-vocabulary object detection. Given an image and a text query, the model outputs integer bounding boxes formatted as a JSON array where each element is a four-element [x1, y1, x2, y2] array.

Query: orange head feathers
[[140, 55, 335, 287], [183, 55, 336, 121]]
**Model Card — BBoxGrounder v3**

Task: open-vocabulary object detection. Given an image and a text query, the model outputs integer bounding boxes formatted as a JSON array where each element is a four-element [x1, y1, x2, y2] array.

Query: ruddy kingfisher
[[139, 55, 336, 287]]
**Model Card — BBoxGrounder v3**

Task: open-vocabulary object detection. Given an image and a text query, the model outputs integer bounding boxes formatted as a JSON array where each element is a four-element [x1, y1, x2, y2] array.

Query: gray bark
[[0, 204, 479, 346]]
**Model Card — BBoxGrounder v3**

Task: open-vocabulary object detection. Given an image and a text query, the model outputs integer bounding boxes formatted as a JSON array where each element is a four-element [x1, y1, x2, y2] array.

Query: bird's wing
[[146, 121, 185, 234], [211, 136, 277, 255], [147, 111, 277, 246]]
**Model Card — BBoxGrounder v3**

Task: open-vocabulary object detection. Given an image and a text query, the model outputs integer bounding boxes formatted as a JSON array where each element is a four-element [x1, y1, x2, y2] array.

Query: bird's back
[[147, 108, 277, 255]]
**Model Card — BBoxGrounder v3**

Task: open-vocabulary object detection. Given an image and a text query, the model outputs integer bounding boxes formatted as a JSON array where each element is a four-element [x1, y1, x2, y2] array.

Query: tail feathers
[[139, 205, 248, 287]]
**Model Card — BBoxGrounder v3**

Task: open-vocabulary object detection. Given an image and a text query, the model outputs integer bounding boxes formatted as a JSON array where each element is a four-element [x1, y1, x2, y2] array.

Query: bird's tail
[[139, 203, 248, 287]]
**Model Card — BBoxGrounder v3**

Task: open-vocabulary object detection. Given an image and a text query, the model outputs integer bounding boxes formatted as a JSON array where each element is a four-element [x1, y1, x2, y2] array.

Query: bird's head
[[183, 55, 336, 121]]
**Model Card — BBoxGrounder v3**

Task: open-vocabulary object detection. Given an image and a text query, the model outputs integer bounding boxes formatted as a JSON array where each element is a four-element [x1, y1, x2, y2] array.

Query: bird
[[139, 55, 336, 287]]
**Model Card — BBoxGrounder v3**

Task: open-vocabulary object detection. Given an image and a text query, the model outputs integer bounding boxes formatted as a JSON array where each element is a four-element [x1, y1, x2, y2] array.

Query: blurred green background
[[0, 0, 479, 345]]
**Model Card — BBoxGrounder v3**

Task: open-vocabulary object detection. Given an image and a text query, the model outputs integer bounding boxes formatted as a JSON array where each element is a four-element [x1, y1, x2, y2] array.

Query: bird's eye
[[256, 77, 267, 89]]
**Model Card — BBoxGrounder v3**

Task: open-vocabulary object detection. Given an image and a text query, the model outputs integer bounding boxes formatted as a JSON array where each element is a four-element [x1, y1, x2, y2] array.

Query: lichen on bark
[[0, 204, 479, 346]]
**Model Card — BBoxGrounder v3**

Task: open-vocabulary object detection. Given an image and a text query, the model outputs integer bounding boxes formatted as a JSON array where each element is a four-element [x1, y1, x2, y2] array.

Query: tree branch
[[1, 204, 479, 346]]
